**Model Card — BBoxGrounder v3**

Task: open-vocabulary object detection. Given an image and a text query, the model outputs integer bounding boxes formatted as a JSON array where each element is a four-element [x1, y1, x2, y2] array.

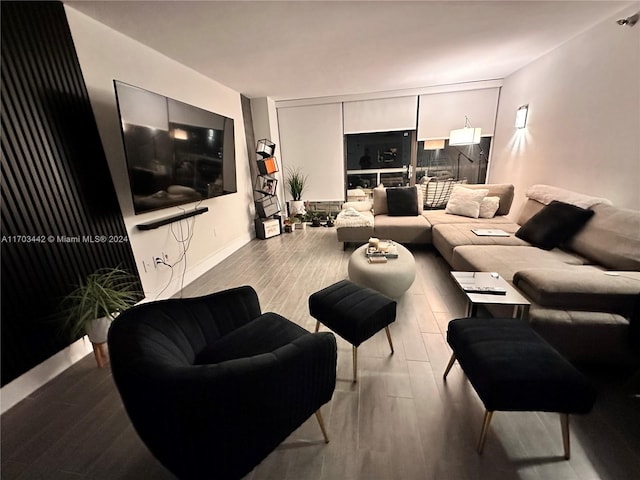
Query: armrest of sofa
[[513, 268, 640, 313]]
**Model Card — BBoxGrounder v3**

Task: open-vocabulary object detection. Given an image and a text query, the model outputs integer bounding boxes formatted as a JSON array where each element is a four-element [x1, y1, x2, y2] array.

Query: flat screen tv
[[113, 80, 237, 214]]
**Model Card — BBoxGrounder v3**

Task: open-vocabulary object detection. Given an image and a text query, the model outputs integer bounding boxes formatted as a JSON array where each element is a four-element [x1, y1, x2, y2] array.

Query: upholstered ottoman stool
[[348, 243, 416, 298], [443, 317, 597, 459], [309, 280, 396, 382]]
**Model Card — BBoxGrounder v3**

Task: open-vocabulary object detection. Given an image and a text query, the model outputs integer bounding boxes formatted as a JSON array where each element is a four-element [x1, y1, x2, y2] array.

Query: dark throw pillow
[[386, 186, 418, 216], [515, 200, 595, 250]]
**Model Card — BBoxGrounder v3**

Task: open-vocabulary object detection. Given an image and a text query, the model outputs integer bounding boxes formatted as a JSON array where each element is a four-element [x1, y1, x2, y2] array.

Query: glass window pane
[[347, 173, 377, 189], [346, 130, 413, 188], [417, 137, 492, 184]]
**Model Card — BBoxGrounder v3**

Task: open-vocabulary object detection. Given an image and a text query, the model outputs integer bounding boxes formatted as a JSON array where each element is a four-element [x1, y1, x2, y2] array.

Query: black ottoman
[[443, 317, 597, 459], [309, 280, 396, 382]]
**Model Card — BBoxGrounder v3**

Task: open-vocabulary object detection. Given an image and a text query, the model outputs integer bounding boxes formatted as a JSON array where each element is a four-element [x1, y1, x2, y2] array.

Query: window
[[346, 130, 413, 189], [417, 137, 491, 184]]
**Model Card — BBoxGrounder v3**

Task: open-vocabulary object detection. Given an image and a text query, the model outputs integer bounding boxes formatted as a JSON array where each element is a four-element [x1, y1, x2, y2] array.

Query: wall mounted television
[[113, 80, 237, 214]]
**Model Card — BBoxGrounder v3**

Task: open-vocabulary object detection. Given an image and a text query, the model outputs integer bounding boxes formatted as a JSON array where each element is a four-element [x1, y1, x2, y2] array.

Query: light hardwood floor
[[2, 226, 639, 479]]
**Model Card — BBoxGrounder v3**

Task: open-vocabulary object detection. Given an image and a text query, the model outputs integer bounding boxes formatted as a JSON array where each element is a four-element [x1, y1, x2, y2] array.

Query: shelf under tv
[[136, 207, 209, 231]]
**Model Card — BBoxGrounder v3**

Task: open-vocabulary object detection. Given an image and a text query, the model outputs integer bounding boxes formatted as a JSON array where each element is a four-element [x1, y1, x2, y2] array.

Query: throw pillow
[[386, 186, 419, 216], [479, 196, 500, 218], [515, 200, 595, 250], [372, 185, 387, 215], [445, 186, 489, 218]]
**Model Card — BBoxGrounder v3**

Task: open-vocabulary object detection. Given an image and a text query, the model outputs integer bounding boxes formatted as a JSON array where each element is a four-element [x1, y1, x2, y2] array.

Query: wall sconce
[[515, 105, 529, 129], [424, 139, 445, 150], [449, 116, 481, 145]]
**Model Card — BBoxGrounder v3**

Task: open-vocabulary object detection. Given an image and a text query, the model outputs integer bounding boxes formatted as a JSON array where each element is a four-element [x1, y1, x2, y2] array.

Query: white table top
[[450, 271, 530, 307]]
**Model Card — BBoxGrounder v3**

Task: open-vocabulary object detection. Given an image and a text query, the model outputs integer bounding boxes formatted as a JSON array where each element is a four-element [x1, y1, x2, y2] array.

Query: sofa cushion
[[450, 245, 593, 281], [445, 186, 488, 218], [422, 209, 514, 226], [336, 210, 375, 243], [386, 186, 419, 216], [566, 203, 640, 271], [517, 198, 546, 226], [525, 184, 612, 209], [432, 222, 525, 266], [515, 201, 594, 250], [373, 214, 431, 244], [513, 268, 640, 312], [461, 183, 514, 216], [527, 306, 636, 365], [479, 196, 500, 218]]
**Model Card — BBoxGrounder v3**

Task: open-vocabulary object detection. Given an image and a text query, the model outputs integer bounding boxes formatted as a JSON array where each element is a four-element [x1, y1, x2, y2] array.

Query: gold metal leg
[[561, 413, 570, 460], [314, 320, 320, 333], [443, 353, 456, 380], [385, 326, 394, 354], [352, 346, 358, 383], [477, 410, 494, 454], [315, 410, 329, 443]]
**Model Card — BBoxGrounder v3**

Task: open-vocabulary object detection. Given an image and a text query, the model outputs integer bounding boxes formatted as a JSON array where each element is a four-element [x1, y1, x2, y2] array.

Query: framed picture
[[255, 175, 277, 196]]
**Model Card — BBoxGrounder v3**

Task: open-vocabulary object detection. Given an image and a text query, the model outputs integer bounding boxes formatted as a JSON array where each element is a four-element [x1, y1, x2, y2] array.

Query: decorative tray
[[365, 239, 399, 259]]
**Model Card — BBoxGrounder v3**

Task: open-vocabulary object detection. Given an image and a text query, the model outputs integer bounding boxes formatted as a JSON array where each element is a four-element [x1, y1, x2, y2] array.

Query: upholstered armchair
[[108, 286, 337, 480]]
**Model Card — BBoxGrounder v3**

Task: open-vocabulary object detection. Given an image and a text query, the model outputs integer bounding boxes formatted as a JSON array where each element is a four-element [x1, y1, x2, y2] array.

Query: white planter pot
[[85, 316, 113, 344], [289, 200, 306, 216]]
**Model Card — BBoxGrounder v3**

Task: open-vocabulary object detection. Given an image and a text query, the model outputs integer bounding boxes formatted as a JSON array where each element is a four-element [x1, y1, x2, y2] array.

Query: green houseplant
[[60, 267, 141, 345], [285, 167, 308, 216], [285, 167, 307, 201]]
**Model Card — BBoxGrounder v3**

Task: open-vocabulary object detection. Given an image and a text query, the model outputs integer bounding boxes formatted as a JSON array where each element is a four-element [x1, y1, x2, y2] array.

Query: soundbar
[[136, 207, 208, 231]]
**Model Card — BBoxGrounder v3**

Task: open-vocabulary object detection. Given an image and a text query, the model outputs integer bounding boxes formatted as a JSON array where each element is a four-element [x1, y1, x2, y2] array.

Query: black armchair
[[108, 286, 337, 480]]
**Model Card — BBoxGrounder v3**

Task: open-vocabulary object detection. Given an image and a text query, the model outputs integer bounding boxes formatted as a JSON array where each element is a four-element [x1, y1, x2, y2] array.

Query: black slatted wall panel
[[1, 1, 140, 385]]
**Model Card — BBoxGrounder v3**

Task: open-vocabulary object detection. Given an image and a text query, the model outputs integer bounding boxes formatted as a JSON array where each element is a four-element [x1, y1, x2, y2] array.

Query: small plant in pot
[[326, 214, 335, 227], [60, 267, 141, 367], [308, 211, 322, 227]]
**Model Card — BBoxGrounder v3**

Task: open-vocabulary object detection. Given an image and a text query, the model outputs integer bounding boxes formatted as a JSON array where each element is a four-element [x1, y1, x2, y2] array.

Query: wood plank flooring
[[2, 226, 639, 479]]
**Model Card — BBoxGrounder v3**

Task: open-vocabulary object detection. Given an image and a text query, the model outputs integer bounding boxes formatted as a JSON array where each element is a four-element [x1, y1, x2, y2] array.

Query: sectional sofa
[[336, 183, 640, 366]]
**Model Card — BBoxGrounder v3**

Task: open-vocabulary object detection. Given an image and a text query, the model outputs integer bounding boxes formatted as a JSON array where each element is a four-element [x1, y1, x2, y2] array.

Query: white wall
[[65, 6, 255, 299], [489, 4, 640, 217]]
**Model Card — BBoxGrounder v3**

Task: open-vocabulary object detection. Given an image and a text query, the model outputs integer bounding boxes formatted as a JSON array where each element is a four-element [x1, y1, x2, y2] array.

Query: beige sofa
[[336, 183, 516, 246], [336, 184, 640, 366]]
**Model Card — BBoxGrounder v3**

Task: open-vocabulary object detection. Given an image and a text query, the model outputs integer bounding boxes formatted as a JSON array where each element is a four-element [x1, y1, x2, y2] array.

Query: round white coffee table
[[348, 243, 416, 298]]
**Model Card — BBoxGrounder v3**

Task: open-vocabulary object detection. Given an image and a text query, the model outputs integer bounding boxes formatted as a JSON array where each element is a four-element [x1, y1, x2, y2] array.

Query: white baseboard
[[0, 337, 93, 415]]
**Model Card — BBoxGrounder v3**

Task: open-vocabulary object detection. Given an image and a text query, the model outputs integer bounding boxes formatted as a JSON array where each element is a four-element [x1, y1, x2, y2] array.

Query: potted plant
[[283, 217, 293, 233], [326, 214, 335, 227], [285, 167, 308, 216], [60, 267, 141, 367], [310, 211, 322, 227]]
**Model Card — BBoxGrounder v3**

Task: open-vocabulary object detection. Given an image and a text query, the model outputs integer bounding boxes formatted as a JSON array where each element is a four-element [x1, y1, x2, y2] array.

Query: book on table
[[471, 229, 510, 237], [366, 240, 398, 259]]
